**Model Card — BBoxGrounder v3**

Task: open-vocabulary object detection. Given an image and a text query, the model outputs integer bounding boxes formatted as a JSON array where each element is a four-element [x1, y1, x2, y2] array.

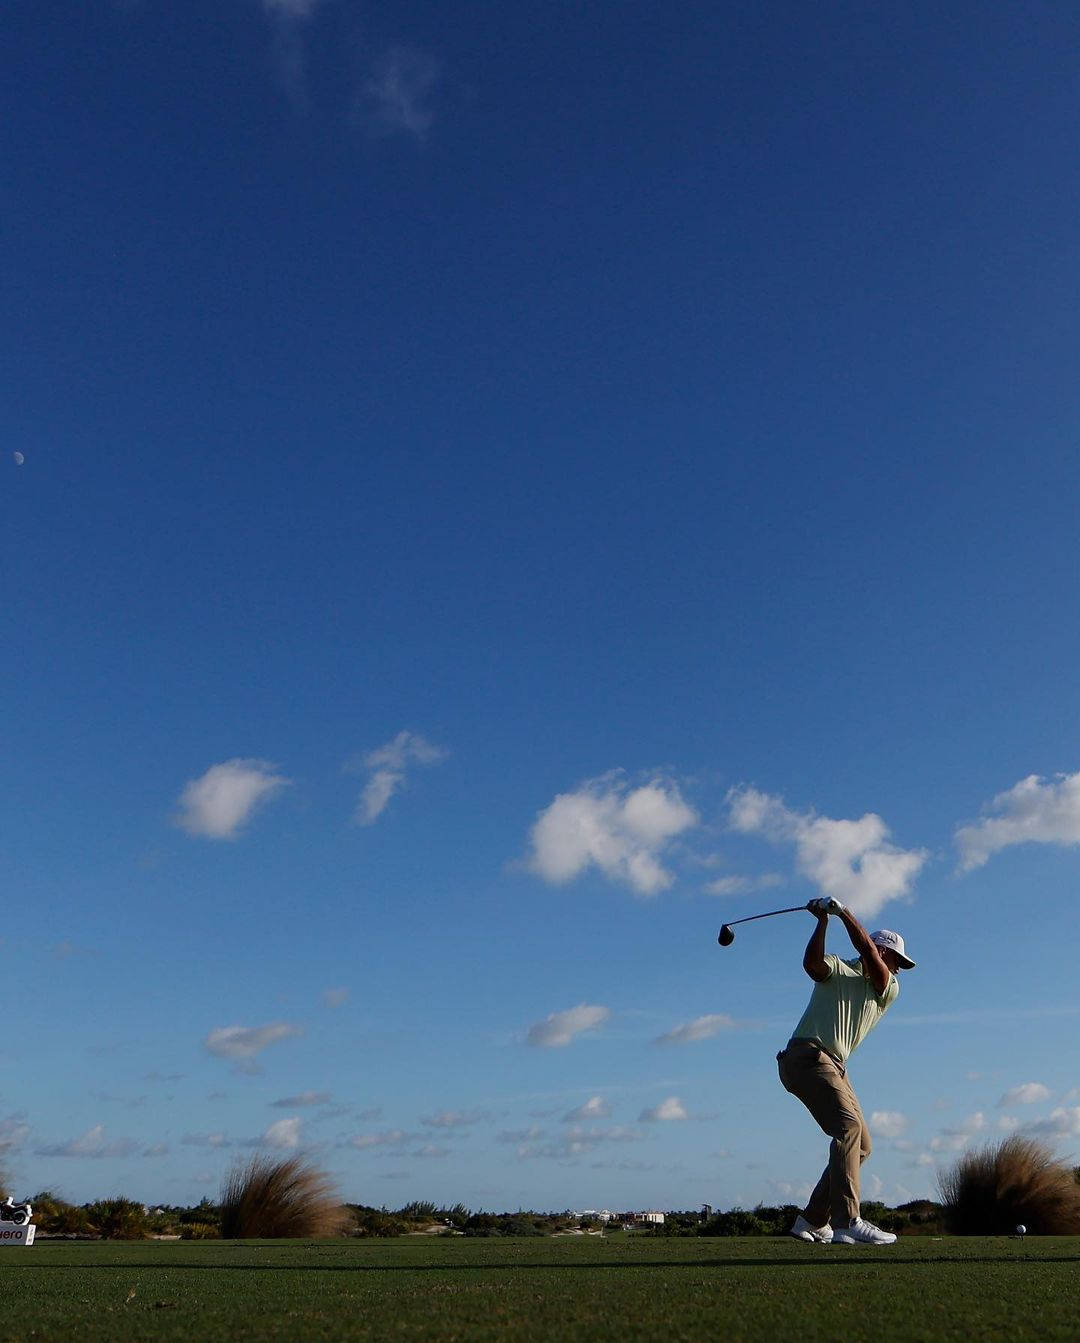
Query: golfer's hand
[[806, 897, 831, 917]]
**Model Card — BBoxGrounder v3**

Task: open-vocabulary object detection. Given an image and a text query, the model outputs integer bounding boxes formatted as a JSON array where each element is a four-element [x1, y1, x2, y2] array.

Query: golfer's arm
[[837, 908, 889, 994], [803, 917, 830, 981]]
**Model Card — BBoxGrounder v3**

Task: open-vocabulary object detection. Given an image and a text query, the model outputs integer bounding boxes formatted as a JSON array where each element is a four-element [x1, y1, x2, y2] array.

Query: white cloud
[[526, 1004, 610, 1049], [271, 1091, 331, 1109], [497, 1126, 544, 1145], [352, 731, 447, 825], [999, 1082, 1052, 1107], [420, 1110, 487, 1129], [929, 1111, 986, 1151], [347, 1129, 411, 1151], [35, 1125, 138, 1159], [1025, 1106, 1080, 1138], [177, 758, 289, 840], [955, 772, 1080, 871], [0, 1116, 29, 1154], [204, 1023, 303, 1073], [870, 1110, 911, 1139], [727, 786, 927, 918], [361, 47, 441, 139], [181, 1132, 232, 1149], [527, 775, 698, 897], [262, 0, 320, 16], [322, 987, 349, 1009], [515, 1125, 641, 1160], [929, 1133, 969, 1153], [653, 1014, 737, 1045], [640, 1097, 688, 1122], [564, 1097, 611, 1122], [705, 873, 784, 897], [262, 1117, 302, 1149]]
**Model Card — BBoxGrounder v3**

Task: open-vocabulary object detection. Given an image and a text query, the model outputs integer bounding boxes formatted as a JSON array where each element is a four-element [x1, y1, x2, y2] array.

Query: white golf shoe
[[833, 1217, 897, 1246], [788, 1214, 833, 1244]]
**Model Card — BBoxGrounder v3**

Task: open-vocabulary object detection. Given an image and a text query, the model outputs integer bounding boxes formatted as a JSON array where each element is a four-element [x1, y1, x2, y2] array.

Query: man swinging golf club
[[778, 897, 915, 1246]]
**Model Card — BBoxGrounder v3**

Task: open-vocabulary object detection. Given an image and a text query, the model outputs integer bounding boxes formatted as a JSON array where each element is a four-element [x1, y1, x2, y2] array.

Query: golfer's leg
[[827, 1071, 871, 1225], [779, 1048, 862, 1226], [803, 1164, 832, 1229]]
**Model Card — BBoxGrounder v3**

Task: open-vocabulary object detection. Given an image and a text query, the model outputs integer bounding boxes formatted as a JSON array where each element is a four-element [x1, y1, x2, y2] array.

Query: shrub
[[700, 1209, 770, 1236], [347, 1206, 410, 1237], [85, 1198, 150, 1240], [29, 1191, 93, 1237], [938, 1136, 1080, 1235], [219, 1156, 352, 1239]]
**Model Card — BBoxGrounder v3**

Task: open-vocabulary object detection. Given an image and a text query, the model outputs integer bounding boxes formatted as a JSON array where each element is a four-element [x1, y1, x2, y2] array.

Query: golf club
[[718, 903, 810, 946]]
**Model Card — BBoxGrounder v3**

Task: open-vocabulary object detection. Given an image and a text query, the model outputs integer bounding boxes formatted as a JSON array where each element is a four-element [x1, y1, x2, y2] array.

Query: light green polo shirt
[[791, 955, 898, 1064]]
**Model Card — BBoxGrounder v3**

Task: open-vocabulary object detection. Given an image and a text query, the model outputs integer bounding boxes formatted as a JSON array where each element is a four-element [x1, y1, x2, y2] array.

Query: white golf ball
[[1016, 1224, 1026, 1235]]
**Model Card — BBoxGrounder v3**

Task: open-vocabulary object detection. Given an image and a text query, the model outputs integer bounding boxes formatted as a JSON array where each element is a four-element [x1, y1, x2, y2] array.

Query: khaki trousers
[[777, 1039, 871, 1227]]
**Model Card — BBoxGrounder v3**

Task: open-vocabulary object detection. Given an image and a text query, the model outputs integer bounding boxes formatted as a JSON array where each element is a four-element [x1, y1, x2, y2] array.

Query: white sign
[[0, 1225, 34, 1246]]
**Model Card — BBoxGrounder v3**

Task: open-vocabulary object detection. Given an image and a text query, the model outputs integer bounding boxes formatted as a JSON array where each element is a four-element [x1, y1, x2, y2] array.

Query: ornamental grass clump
[[938, 1136, 1080, 1235], [219, 1156, 352, 1239]]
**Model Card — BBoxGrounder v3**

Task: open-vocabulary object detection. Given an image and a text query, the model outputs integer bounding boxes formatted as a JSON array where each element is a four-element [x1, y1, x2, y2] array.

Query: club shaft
[[725, 904, 806, 928]]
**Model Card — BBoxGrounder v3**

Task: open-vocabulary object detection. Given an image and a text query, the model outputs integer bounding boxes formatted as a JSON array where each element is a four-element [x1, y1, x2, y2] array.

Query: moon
[[13, 452, 24, 466]]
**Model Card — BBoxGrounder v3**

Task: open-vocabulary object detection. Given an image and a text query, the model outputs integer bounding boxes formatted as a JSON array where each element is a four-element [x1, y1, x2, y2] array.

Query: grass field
[[0, 1235, 1075, 1343]]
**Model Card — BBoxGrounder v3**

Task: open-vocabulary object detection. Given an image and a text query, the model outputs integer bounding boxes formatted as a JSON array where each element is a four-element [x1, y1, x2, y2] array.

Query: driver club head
[[717, 925, 735, 946]]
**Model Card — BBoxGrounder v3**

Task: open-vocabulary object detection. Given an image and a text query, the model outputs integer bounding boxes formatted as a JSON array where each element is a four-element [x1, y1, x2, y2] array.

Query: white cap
[[870, 929, 915, 970]]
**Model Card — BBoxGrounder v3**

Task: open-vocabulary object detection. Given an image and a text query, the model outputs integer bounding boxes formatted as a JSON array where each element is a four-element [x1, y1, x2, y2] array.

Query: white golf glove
[[808, 897, 845, 916]]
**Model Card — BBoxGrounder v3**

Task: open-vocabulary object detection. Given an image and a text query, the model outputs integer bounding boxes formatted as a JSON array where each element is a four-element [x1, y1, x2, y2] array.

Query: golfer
[[777, 897, 915, 1246]]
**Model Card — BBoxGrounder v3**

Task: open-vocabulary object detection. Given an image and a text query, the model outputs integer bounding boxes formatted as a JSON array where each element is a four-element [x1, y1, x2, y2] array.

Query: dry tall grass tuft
[[938, 1136, 1080, 1235], [219, 1156, 353, 1239]]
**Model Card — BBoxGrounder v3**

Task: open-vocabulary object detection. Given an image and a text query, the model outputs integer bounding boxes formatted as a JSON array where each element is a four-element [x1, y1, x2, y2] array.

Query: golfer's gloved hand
[[807, 897, 846, 916]]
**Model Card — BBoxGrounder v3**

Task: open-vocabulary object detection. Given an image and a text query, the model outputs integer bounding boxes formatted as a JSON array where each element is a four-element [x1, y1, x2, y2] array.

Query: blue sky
[[3, 0, 1079, 1212]]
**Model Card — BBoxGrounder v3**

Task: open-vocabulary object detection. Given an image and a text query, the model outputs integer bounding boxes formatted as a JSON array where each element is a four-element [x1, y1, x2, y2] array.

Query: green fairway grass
[[0, 1235, 1075, 1343]]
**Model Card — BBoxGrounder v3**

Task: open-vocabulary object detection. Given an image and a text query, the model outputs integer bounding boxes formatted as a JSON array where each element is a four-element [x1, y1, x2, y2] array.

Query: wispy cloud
[[260, 1117, 302, 1149], [1025, 1106, 1080, 1138], [350, 730, 447, 825], [955, 772, 1080, 871], [346, 1129, 413, 1151], [999, 1082, 1052, 1107], [929, 1111, 987, 1152], [563, 1096, 611, 1122], [526, 1004, 610, 1049], [322, 987, 349, 1008], [258, 0, 324, 107], [639, 1097, 688, 1122], [870, 1110, 911, 1138], [727, 786, 927, 918], [261, 0, 322, 16], [0, 1116, 30, 1154], [35, 1125, 138, 1159], [271, 1091, 331, 1109], [181, 1132, 232, 1149], [527, 774, 698, 897], [176, 758, 289, 840], [203, 1022, 303, 1073], [361, 47, 441, 140], [704, 873, 784, 897], [420, 1109, 488, 1130], [513, 1125, 642, 1160], [653, 1014, 737, 1045]]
